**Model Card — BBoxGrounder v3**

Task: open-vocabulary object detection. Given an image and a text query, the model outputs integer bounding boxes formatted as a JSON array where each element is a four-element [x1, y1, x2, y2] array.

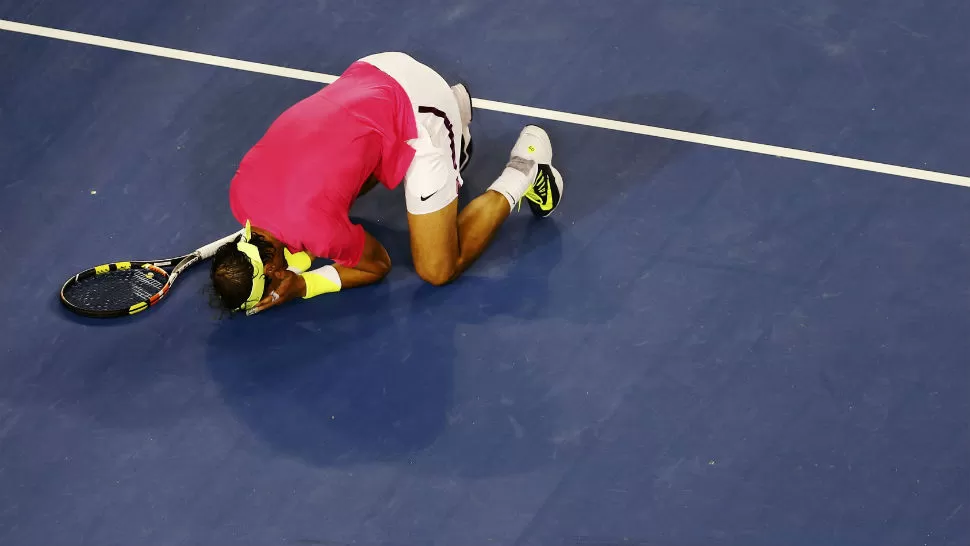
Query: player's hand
[[248, 270, 306, 315]]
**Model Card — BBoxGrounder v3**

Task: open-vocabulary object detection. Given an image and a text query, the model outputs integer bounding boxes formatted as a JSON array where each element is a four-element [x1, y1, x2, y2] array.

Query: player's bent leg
[[407, 198, 460, 286], [405, 125, 563, 286], [404, 163, 463, 285], [407, 190, 513, 286]]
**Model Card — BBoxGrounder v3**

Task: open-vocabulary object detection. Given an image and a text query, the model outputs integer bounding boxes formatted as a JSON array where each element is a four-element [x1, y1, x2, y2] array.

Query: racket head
[[60, 255, 197, 318]]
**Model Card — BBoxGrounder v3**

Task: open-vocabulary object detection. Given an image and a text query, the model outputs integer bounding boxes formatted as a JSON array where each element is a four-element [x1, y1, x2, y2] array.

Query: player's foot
[[452, 83, 473, 172], [524, 164, 564, 218], [510, 125, 563, 218]]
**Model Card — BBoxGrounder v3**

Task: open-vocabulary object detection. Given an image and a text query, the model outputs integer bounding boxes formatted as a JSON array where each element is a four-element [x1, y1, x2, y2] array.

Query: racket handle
[[197, 229, 245, 259]]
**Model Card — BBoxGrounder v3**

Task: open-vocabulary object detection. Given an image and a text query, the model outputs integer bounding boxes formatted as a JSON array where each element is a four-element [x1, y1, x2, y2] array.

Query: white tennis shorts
[[359, 52, 465, 215]]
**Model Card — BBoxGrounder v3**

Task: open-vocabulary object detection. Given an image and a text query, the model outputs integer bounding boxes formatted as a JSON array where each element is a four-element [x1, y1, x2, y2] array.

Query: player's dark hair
[[208, 232, 275, 313]]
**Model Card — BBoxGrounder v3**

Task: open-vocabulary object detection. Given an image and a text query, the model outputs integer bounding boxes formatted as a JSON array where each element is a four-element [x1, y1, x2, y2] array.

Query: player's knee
[[415, 261, 455, 287]]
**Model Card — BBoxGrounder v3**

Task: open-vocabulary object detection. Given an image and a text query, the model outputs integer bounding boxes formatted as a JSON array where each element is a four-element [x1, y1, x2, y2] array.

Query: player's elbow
[[374, 254, 392, 279], [360, 253, 392, 281], [357, 233, 392, 280]]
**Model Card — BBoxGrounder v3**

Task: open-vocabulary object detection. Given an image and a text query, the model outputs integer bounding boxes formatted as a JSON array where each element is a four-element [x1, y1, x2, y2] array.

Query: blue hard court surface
[[1, 1, 968, 545]]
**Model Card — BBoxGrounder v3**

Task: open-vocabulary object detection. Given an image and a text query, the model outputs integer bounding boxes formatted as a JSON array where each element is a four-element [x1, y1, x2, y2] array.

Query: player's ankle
[[488, 163, 533, 210]]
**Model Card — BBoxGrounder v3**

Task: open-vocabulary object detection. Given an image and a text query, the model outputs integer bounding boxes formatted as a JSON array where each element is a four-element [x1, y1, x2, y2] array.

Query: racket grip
[[197, 229, 245, 259]]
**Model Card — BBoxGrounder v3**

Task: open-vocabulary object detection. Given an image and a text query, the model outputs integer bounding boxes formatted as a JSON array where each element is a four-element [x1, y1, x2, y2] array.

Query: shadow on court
[[197, 88, 716, 476], [203, 218, 569, 477]]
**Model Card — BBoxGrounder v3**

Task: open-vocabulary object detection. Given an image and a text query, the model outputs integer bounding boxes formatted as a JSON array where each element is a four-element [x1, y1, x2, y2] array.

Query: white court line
[[3, 18, 970, 189]]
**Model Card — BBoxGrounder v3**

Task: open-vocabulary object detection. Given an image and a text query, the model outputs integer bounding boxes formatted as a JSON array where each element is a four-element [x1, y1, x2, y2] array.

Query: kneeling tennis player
[[209, 52, 564, 315]]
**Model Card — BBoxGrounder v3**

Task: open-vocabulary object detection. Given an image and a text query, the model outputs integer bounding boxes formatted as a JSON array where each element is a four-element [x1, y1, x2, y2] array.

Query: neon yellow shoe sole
[[524, 164, 563, 218]]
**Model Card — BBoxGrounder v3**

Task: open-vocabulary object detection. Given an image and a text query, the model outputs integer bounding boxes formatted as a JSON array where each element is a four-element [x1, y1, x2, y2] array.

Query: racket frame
[[59, 253, 201, 318], [59, 231, 242, 318]]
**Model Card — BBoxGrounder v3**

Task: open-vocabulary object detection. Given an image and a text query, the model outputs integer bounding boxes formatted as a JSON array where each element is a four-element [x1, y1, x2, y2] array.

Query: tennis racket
[[59, 231, 242, 318]]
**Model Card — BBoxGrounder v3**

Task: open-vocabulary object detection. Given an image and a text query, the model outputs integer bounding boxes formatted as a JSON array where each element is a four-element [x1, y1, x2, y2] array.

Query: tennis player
[[209, 52, 563, 315]]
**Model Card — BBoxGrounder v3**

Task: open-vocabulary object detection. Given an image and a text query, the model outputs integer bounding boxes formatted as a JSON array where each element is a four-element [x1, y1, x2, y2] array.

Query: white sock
[[488, 157, 536, 210]]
